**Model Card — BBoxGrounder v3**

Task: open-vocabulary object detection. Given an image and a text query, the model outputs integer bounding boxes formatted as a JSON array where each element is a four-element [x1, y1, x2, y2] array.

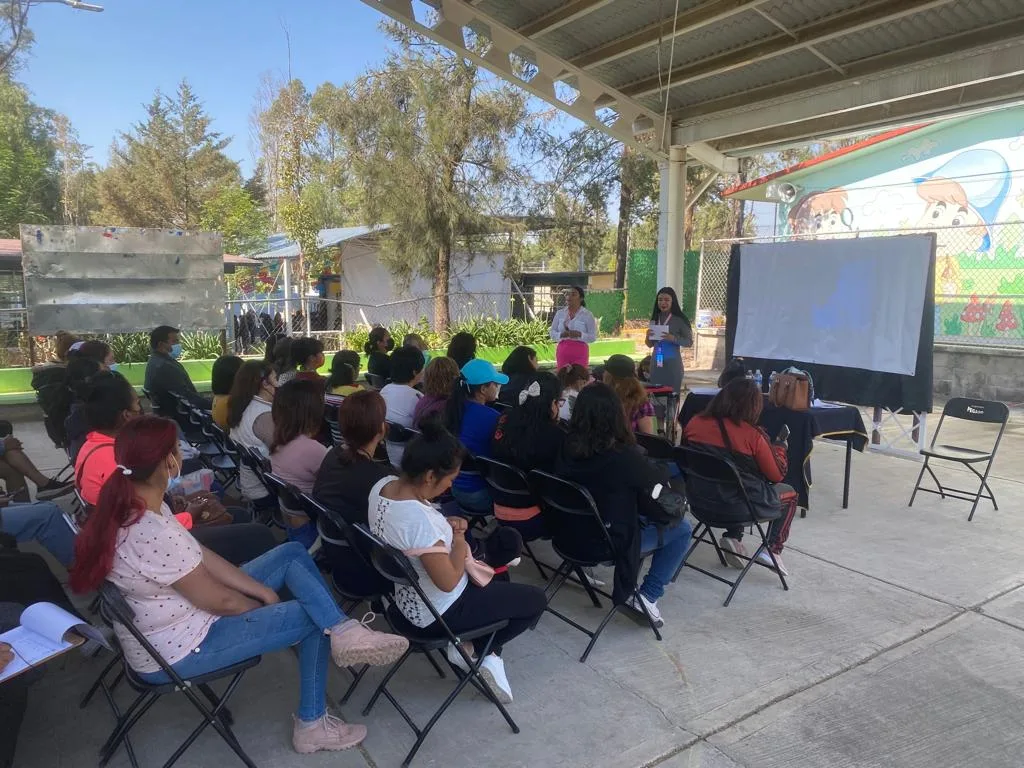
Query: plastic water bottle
[[754, 369, 763, 391], [655, 344, 664, 369]]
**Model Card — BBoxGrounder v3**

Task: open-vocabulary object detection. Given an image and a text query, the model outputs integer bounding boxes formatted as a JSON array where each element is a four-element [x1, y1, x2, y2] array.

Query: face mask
[[108, 363, 119, 373], [166, 455, 182, 494], [170, 343, 182, 359]]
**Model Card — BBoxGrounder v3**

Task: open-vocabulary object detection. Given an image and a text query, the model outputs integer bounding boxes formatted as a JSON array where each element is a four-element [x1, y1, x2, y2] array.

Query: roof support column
[[659, 145, 687, 291]]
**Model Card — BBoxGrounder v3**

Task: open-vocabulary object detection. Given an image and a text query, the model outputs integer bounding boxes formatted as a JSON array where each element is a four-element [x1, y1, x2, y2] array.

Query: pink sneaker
[[292, 713, 367, 754], [719, 536, 748, 569], [330, 613, 409, 667]]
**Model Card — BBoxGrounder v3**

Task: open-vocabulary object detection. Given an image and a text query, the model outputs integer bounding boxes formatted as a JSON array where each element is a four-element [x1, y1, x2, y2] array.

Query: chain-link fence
[[698, 222, 1024, 348]]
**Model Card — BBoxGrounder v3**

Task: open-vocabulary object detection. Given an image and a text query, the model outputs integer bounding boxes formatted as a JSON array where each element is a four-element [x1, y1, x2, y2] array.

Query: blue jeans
[[638, 518, 693, 601], [138, 542, 346, 722], [0, 502, 75, 566], [451, 485, 493, 515]]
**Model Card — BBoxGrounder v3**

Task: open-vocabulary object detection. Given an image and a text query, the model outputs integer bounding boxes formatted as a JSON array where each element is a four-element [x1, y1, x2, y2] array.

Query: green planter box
[[0, 339, 638, 405]]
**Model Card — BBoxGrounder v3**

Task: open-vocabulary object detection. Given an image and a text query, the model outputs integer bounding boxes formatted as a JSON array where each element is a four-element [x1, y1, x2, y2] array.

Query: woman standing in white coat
[[549, 286, 598, 370]]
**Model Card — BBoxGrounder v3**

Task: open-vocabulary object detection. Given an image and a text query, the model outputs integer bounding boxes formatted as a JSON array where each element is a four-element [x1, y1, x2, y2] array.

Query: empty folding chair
[[674, 445, 789, 607], [528, 469, 662, 663], [94, 582, 261, 768], [908, 397, 1010, 521], [354, 524, 520, 768]]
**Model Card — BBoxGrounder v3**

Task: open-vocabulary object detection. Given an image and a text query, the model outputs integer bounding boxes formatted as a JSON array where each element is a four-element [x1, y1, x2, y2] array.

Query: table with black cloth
[[678, 391, 868, 513]]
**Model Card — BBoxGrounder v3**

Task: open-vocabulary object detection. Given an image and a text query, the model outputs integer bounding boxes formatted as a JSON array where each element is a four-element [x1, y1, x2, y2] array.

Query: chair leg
[[543, 560, 572, 601], [574, 566, 603, 608], [522, 541, 548, 580], [908, 456, 930, 506], [198, 682, 234, 728], [423, 649, 448, 680], [99, 691, 161, 767], [164, 671, 255, 768], [339, 664, 369, 705], [723, 546, 761, 608], [967, 460, 999, 521], [363, 647, 414, 716], [81, 653, 121, 708]]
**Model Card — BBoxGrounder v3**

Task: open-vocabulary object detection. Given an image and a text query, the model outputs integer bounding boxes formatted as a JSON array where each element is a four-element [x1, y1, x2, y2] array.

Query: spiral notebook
[[0, 602, 107, 683]]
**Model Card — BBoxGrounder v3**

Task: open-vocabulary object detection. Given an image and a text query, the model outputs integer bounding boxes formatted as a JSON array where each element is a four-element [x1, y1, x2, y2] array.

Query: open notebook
[[1, 602, 108, 683]]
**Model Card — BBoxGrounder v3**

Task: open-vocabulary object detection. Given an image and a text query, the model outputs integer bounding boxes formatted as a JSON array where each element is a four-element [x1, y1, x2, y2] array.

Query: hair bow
[[518, 380, 542, 406]]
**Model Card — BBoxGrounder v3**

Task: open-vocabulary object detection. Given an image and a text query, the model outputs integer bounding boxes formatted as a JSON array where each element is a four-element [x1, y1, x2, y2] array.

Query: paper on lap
[[0, 602, 107, 683]]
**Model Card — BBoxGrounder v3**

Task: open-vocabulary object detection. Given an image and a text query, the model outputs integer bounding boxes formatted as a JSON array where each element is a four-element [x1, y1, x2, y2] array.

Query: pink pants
[[556, 339, 590, 370]]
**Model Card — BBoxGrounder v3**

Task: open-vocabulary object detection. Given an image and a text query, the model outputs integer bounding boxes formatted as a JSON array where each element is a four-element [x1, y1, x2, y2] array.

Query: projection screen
[[732, 235, 934, 376]]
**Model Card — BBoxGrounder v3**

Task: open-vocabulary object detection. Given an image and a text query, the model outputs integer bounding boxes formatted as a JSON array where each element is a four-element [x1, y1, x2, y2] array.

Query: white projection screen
[[732, 235, 934, 375]]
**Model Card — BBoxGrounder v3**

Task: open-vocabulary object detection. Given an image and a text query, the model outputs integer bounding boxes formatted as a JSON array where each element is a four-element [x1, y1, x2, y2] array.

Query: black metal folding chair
[[264, 472, 311, 539], [674, 445, 789, 607], [94, 582, 260, 768], [635, 432, 675, 460], [528, 469, 662, 663], [365, 373, 388, 390], [476, 455, 548, 579], [353, 523, 520, 768], [908, 397, 1010, 521]]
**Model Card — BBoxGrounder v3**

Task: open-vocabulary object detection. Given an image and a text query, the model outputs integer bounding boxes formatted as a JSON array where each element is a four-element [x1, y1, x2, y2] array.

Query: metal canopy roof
[[360, 0, 1024, 170]]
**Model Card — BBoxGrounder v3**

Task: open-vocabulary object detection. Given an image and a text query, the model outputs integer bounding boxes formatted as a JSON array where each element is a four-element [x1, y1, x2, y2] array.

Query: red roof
[[722, 124, 930, 198]]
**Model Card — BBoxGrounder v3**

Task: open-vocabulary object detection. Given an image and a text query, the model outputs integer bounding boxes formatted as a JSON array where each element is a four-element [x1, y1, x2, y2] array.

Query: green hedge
[[586, 290, 625, 335]]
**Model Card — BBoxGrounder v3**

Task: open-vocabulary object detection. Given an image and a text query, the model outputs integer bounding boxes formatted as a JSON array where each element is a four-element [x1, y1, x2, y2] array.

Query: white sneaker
[[446, 643, 473, 674], [718, 536, 748, 569], [756, 550, 789, 576], [627, 592, 664, 629], [506, 557, 522, 568], [478, 654, 513, 704], [582, 567, 606, 588]]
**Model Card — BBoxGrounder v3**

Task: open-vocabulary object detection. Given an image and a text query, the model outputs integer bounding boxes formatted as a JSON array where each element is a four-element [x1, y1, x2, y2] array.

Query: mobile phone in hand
[[776, 424, 790, 443]]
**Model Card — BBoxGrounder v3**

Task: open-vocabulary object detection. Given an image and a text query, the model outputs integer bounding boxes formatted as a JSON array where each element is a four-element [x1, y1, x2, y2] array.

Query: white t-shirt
[[108, 504, 217, 673], [368, 475, 468, 628], [380, 383, 422, 467]]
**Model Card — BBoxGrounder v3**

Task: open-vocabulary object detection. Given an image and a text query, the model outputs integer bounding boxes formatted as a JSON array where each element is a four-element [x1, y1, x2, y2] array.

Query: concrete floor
[[8, 403, 1024, 768]]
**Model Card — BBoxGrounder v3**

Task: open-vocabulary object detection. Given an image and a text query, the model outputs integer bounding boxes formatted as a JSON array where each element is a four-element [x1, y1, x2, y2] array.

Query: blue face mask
[[170, 343, 182, 359], [108, 363, 118, 373]]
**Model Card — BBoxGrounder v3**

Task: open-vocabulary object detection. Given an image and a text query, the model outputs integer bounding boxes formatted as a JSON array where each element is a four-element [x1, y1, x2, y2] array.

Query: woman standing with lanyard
[[549, 286, 598, 370], [646, 287, 693, 419]]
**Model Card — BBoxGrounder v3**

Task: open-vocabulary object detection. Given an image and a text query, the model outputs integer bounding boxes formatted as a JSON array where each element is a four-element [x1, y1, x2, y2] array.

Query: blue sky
[[18, 0, 395, 175]]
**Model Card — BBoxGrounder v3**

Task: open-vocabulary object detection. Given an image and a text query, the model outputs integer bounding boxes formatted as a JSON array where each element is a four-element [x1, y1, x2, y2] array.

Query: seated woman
[[270, 379, 329, 549], [227, 361, 278, 519], [445, 331, 476, 370], [73, 339, 117, 371], [556, 363, 589, 422], [717, 358, 748, 388], [603, 354, 656, 435], [369, 422, 544, 703], [364, 327, 393, 382], [273, 337, 297, 384], [682, 377, 797, 575], [380, 346, 425, 466], [490, 371, 563, 541], [444, 359, 507, 515], [54, 356, 102, 462], [556, 384, 692, 628], [76, 373, 276, 565], [412, 356, 459, 428], [69, 416, 409, 755], [313, 390, 395, 597], [497, 346, 537, 407], [210, 355, 243, 428], [291, 337, 326, 383], [327, 350, 363, 396]]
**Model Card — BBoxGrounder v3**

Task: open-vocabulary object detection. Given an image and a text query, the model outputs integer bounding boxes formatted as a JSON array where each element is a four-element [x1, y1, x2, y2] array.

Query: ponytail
[[69, 416, 179, 593], [444, 374, 473, 434]]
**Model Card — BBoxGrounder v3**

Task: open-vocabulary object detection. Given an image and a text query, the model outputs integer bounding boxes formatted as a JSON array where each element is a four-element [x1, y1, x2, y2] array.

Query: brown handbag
[[769, 371, 812, 411]]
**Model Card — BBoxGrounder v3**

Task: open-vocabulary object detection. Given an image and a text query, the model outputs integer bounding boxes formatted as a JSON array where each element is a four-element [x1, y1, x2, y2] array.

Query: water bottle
[[754, 369, 763, 391], [655, 344, 664, 369]]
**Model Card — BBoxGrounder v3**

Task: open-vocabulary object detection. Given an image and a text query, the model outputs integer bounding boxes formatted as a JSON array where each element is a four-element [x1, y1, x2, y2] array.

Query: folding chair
[[528, 469, 662, 663], [453, 452, 492, 529], [353, 523, 520, 767], [476, 455, 549, 579], [908, 397, 1010, 521], [264, 472, 312, 540], [365, 373, 388, 390], [94, 582, 261, 768], [674, 445, 789, 607], [235, 444, 281, 527], [323, 403, 343, 447], [635, 432, 675, 460]]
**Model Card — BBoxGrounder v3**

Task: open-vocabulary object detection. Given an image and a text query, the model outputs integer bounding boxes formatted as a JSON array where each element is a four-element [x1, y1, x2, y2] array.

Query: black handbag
[[715, 419, 781, 521], [644, 485, 688, 528]]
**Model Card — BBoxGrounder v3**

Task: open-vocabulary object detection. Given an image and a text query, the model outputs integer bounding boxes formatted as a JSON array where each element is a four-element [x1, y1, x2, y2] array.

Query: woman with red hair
[[70, 415, 410, 755]]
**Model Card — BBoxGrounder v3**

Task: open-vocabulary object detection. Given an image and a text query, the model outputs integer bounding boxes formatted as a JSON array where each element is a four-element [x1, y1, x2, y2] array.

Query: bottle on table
[[754, 369, 763, 391]]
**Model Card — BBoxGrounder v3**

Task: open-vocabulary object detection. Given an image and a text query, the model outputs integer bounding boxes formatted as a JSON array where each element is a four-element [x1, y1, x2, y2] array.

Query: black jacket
[[555, 443, 668, 602], [144, 352, 211, 423]]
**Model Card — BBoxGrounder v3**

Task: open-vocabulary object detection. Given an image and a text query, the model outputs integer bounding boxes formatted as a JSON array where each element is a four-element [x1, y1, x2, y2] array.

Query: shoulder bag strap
[[75, 442, 113, 488]]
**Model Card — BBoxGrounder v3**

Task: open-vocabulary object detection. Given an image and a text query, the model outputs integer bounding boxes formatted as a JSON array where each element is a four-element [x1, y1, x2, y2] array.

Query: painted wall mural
[[777, 112, 1024, 345]]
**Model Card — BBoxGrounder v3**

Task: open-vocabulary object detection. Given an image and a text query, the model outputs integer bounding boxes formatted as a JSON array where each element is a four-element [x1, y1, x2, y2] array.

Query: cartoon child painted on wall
[[914, 149, 1010, 294], [787, 188, 854, 238]]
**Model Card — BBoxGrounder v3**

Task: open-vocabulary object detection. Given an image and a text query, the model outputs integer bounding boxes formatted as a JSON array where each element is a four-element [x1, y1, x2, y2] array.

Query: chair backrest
[[386, 421, 416, 444], [99, 581, 191, 686], [940, 398, 1010, 425], [528, 469, 616, 565], [354, 523, 463, 641], [264, 472, 306, 517], [675, 444, 760, 527], [635, 432, 675, 461], [366, 373, 387, 390], [477, 456, 535, 505]]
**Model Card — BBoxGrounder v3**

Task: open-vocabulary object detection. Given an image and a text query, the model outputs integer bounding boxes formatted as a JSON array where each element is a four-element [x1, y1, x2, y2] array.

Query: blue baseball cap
[[461, 358, 509, 386]]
